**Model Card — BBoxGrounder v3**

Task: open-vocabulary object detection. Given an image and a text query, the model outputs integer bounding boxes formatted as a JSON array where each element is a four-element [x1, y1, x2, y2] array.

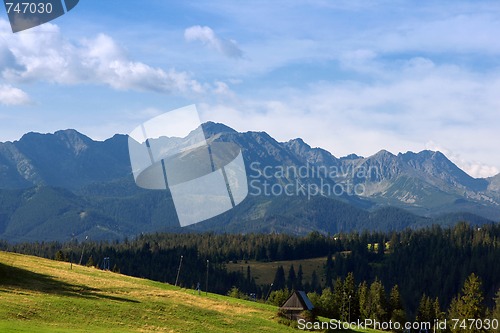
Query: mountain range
[[0, 122, 498, 242]]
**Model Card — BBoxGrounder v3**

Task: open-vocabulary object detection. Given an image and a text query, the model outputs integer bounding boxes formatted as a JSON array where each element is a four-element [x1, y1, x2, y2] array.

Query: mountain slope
[[0, 251, 301, 333], [0, 130, 130, 189], [0, 186, 181, 243], [0, 124, 498, 242], [0, 184, 494, 243]]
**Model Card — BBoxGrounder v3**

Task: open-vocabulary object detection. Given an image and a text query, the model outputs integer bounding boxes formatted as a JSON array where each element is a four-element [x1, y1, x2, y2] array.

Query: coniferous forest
[[2, 222, 499, 326]]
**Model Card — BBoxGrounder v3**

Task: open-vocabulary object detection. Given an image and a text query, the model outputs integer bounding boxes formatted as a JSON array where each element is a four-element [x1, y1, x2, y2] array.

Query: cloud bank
[[198, 56, 500, 178], [0, 20, 204, 94]]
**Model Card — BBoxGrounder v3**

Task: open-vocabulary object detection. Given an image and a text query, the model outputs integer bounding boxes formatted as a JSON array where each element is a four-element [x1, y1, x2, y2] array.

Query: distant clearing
[[226, 257, 327, 285]]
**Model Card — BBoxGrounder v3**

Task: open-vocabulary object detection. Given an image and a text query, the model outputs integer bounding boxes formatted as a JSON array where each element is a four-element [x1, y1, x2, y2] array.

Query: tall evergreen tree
[[325, 253, 334, 289], [311, 270, 320, 293], [296, 264, 304, 290], [358, 281, 370, 320], [344, 272, 356, 298], [272, 266, 286, 291], [433, 297, 443, 321], [55, 250, 64, 261], [448, 273, 485, 333], [86, 255, 95, 267], [343, 272, 356, 321], [369, 278, 387, 321], [389, 285, 406, 326], [333, 277, 344, 320], [416, 294, 433, 323], [287, 264, 296, 290], [493, 288, 500, 321]]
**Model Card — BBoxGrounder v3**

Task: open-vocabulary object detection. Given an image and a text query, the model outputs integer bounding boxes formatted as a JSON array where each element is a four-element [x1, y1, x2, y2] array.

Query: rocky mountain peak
[[284, 138, 312, 153], [341, 153, 363, 160], [201, 122, 237, 137], [0, 124, 498, 220], [283, 138, 338, 166]]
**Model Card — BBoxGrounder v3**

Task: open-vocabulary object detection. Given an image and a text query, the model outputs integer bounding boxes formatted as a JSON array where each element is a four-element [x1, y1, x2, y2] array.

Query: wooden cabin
[[279, 290, 314, 320]]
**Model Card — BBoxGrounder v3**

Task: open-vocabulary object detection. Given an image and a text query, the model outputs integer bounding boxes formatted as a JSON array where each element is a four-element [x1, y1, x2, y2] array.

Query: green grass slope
[[0, 251, 382, 333], [0, 251, 299, 333]]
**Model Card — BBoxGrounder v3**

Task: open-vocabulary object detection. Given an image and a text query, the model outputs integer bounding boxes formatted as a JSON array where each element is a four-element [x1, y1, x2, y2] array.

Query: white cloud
[[180, 5, 500, 79], [0, 21, 204, 94], [0, 84, 30, 105], [1, 3, 498, 179], [426, 142, 499, 179], [198, 58, 500, 178], [184, 25, 243, 58]]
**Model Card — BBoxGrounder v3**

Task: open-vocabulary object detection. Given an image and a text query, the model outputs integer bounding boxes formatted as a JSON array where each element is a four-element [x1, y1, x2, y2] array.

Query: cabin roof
[[280, 290, 314, 311]]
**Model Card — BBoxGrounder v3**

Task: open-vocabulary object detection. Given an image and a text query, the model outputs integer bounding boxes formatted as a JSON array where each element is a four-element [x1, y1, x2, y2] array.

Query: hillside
[[0, 186, 494, 243], [0, 250, 303, 333]]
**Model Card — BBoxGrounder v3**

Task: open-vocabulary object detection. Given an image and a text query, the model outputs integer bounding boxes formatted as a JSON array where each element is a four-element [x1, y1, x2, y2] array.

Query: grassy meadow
[[0, 251, 379, 333], [226, 256, 328, 285]]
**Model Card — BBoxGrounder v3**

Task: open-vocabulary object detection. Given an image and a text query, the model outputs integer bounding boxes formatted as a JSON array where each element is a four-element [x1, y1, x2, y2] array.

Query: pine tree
[[296, 264, 304, 290], [493, 288, 500, 321], [389, 285, 406, 326], [86, 255, 95, 267], [369, 278, 387, 321], [55, 250, 65, 261], [343, 272, 356, 321], [344, 272, 356, 298], [333, 277, 344, 320], [358, 281, 370, 320], [228, 286, 243, 299], [325, 253, 334, 289], [448, 273, 485, 333], [459, 273, 485, 318], [272, 266, 286, 291], [311, 270, 320, 293], [287, 264, 296, 290], [416, 294, 433, 323], [433, 297, 443, 321], [389, 285, 402, 312]]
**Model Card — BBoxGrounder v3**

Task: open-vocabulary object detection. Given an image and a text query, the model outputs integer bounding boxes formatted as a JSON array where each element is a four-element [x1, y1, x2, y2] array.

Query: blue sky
[[0, 0, 499, 177]]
